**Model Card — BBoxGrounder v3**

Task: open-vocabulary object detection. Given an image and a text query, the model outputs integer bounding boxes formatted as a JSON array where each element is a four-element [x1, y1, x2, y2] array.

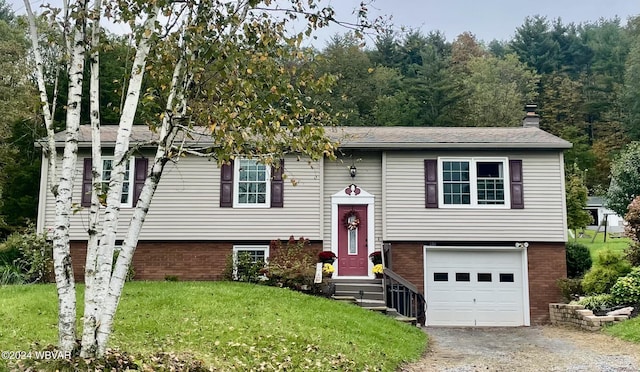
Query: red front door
[[337, 205, 368, 276]]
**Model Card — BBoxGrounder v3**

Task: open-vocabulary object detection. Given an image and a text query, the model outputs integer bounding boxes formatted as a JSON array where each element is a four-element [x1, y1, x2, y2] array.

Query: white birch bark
[[24, 0, 58, 195], [95, 27, 189, 355], [80, 0, 104, 356], [87, 8, 160, 356], [51, 0, 89, 353]]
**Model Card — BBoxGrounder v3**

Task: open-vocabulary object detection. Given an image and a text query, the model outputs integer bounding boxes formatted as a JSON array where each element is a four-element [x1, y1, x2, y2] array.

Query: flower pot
[[375, 273, 383, 279]]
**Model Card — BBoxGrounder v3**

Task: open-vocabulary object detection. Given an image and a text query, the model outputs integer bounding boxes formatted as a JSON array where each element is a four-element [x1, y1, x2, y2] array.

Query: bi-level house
[[37, 111, 571, 326]]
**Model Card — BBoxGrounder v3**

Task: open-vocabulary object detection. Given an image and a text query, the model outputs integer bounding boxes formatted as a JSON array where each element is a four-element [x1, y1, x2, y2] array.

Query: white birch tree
[[25, 0, 379, 358]]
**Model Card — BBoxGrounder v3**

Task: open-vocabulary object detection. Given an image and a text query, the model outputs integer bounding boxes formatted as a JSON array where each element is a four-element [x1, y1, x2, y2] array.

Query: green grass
[[573, 231, 630, 262], [0, 282, 427, 370], [605, 316, 640, 343]]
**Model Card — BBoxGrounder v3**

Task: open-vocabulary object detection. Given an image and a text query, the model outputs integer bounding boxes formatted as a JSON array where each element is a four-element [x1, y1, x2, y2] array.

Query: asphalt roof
[[48, 125, 572, 150]]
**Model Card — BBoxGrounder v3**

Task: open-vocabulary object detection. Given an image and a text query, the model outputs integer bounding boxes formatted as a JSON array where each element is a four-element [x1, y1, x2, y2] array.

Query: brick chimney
[[523, 103, 540, 128]]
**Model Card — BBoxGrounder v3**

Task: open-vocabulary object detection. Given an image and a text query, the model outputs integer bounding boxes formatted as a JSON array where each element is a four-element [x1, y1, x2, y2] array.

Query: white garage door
[[425, 248, 528, 326]]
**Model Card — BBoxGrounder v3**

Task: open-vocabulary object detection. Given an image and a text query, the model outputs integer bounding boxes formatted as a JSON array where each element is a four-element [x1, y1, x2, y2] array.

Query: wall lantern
[[349, 165, 357, 178]]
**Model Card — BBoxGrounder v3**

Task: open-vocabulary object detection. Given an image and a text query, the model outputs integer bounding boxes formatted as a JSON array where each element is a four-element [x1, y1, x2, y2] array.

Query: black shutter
[[133, 157, 148, 206], [81, 158, 93, 207], [424, 159, 438, 208], [271, 159, 285, 208], [220, 160, 234, 207], [510, 159, 524, 209]]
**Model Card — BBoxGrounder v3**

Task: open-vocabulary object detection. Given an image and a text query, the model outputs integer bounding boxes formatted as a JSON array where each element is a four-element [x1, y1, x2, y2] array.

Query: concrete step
[[335, 290, 384, 301], [333, 282, 384, 293], [356, 298, 386, 308]]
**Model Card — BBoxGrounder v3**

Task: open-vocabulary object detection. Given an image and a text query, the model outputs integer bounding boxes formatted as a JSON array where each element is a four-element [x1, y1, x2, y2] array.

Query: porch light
[[349, 165, 357, 178]]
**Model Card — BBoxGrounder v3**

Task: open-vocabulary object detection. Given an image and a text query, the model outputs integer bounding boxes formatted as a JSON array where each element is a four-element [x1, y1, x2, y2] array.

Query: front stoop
[[330, 278, 417, 325]]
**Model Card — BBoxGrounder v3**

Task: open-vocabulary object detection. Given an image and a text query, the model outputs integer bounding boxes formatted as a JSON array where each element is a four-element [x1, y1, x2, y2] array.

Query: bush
[[221, 251, 266, 283], [0, 227, 53, 283], [625, 243, 640, 267], [581, 250, 632, 294], [557, 278, 584, 302], [610, 267, 640, 306], [577, 293, 615, 311], [566, 241, 592, 278], [267, 236, 317, 289]]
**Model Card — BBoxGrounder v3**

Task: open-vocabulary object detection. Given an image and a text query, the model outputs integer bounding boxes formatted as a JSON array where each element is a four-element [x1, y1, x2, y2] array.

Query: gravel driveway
[[400, 326, 640, 372]]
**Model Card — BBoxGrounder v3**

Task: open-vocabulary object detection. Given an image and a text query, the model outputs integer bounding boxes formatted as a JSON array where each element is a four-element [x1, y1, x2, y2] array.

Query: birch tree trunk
[[51, 0, 89, 353], [23, 0, 58, 195], [80, 1, 104, 356]]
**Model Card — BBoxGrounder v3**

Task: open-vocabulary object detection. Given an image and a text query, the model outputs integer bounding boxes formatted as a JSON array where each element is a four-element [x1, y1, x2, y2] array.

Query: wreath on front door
[[343, 210, 361, 231]]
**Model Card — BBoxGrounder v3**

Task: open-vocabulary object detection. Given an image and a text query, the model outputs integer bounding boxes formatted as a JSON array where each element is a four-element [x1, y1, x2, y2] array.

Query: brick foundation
[[388, 241, 567, 325], [69, 240, 322, 282]]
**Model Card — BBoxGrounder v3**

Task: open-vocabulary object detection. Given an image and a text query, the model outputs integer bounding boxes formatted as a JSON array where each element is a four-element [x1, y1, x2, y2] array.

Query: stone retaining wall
[[549, 303, 628, 331]]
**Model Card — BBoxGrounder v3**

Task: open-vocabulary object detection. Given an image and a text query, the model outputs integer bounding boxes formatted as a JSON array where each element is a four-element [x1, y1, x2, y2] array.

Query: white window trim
[[232, 245, 270, 279], [102, 156, 135, 208], [233, 158, 271, 208], [437, 157, 510, 209]]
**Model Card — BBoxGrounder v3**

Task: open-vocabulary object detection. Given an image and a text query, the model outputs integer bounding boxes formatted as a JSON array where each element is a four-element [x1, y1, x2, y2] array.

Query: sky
[[309, 0, 640, 47], [9, 0, 640, 47]]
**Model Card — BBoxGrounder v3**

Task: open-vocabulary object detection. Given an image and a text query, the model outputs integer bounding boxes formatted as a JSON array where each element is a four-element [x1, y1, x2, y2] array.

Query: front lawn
[[0, 281, 427, 370]]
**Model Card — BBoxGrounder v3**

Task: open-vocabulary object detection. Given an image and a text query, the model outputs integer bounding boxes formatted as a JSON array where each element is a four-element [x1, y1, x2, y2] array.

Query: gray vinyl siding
[[322, 151, 383, 251], [383, 151, 567, 242], [41, 152, 323, 241]]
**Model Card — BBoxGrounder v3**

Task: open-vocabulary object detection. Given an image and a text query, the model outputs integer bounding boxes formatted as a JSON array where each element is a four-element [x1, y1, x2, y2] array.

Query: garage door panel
[[425, 249, 526, 327]]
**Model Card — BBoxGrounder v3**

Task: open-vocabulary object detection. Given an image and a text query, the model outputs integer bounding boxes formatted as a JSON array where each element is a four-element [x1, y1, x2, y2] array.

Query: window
[[102, 157, 134, 206], [234, 159, 270, 207], [499, 273, 515, 283], [455, 272, 470, 282], [433, 272, 449, 281], [81, 157, 147, 208], [477, 273, 492, 282], [348, 216, 358, 255], [232, 245, 269, 280], [439, 157, 509, 208]]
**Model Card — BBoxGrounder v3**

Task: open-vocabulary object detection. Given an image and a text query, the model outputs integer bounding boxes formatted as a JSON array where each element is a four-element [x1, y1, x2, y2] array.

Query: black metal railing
[[383, 268, 426, 325]]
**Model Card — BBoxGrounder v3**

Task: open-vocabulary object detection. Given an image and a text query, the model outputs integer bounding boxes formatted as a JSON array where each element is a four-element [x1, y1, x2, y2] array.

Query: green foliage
[[610, 267, 640, 306], [267, 236, 317, 289], [0, 264, 25, 285], [0, 282, 427, 370], [623, 196, 640, 266], [0, 227, 52, 284], [556, 278, 584, 302], [577, 293, 615, 310], [236, 252, 266, 283], [565, 241, 593, 278], [606, 142, 640, 217], [164, 275, 179, 282], [582, 249, 632, 294], [565, 166, 593, 233]]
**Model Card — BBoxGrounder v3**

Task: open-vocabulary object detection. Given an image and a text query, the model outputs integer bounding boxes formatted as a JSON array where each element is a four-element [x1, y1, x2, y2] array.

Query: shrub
[[565, 241, 592, 278], [221, 251, 266, 283], [267, 236, 316, 289], [577, 293, 615, 311], [610, 267, 640, 306], [581, 250, 632, 294], [0, 227, 53, 283], [625, 243, 640, 267], [556, 278, 584, 302]]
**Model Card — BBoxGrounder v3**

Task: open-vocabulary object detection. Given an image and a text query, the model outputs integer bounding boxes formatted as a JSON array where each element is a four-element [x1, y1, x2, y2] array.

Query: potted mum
[[318, 251, 337, 264], [322, 263, 335, 278], [372, 264, 384, 278]]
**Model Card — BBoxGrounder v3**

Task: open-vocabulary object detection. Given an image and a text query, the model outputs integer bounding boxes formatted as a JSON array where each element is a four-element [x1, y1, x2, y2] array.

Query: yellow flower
[[322, 263, 335, 274], [372, 264, 384, 274]]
